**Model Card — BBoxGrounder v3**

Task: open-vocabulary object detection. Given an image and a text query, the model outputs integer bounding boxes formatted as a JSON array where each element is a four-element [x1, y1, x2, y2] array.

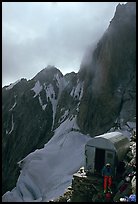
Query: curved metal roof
[[86, 131, 130, 161]]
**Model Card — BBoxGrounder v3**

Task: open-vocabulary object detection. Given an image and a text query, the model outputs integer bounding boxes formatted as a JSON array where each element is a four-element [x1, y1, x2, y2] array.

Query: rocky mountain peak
[[77, 2, 136, 135], [33, 65, 63, 85], [109, 2, 136, 31]]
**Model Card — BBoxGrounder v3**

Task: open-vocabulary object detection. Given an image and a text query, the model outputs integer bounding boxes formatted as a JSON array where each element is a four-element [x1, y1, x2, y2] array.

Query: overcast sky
[[2, 2, 126, 87]]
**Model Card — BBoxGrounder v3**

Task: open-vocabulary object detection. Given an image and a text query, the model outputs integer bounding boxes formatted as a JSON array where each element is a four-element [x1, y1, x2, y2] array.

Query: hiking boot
[[108, 188, 112, 194]]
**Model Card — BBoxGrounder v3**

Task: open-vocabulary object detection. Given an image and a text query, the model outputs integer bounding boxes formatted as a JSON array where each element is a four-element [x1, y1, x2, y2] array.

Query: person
[[120, 194, 136, 202], [102, 163, 113, 193], [128, 194, 136, 202]]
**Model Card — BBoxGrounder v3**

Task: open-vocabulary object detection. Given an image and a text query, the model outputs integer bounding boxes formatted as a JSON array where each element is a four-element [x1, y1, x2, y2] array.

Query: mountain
[[2, 66, 67, 195], [78, 2, 136, 136], [2, 65, 83, 195], [2, 2, 136, 201]]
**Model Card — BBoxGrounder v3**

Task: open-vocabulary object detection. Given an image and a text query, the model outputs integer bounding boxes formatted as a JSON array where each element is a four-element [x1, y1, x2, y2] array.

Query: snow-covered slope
[[2, 118, 91, 202]]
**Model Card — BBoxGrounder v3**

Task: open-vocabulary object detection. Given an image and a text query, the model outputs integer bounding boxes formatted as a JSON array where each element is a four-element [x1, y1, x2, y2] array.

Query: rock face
[[78, 2, 136, 136], [2, 2, 136, 196]]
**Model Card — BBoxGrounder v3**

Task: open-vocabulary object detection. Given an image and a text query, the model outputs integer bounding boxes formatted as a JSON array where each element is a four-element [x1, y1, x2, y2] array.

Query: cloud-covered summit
[[2, 2, 126, 86]]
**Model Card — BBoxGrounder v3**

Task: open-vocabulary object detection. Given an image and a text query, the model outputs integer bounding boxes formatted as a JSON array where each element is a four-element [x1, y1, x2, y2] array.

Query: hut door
[[95, 148, 105, 174], [105, 150, 115, 171]]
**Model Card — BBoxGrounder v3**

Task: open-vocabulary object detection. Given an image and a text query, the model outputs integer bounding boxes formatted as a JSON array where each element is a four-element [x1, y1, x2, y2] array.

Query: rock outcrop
[[78, 2, 136, 136]]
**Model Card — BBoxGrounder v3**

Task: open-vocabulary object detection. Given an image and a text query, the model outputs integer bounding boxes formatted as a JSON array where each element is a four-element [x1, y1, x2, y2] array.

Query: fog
[[2, 2, 126, 87]]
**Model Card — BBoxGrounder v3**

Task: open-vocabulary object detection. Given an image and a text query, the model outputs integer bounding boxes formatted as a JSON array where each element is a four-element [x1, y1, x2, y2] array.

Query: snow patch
[[54, 73, 62, 88], [54, 74, 68, 101], [44, 83, 57, 128], [58, 110, 69, 123], [70, 87, 75, 97], [9, 101, 17, 111], [76, 102, 81, 112], [6, 79, 21, 90], [9, 95, 17, 111], [117, 129, 131, 139], [38, 95, 47, 111], [8, 114, 14, 135], [108, 120, 136, 139], [31, 81, 43, 98], [70, 82, 84, 100], [52, 116, 80, 140], [126, 122, 136, 129], [2, 188, 23, 202]]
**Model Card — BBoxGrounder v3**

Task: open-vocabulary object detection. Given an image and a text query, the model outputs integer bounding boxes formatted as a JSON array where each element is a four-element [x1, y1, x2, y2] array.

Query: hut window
[[107, 152, 113, 159]]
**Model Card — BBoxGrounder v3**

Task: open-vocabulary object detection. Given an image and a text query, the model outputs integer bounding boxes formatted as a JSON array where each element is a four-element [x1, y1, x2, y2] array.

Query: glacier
[[2, 117, 91, 202]]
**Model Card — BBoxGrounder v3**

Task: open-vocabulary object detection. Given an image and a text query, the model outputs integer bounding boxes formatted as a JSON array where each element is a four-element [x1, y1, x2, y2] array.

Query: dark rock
[[78, 2, 136, 136]]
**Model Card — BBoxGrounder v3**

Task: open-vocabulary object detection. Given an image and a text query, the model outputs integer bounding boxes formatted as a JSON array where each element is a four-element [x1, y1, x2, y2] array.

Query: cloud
[[2, 2, 125, 86]]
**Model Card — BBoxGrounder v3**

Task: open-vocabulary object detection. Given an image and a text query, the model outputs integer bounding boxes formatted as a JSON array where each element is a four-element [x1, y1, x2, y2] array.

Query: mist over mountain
[[78, 2, 136, 135], [2, 2, 136, 201]]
